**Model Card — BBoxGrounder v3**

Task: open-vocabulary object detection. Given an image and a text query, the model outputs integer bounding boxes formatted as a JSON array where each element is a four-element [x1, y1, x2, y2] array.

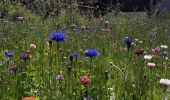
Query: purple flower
[[162, 51, 168, 57], [51, 32, 65, 41], [124, 39, 132, 46], [85, 96, 92, 100], [124, 38, 133, 50], [85, 49, 99, 57], [9, 66, 18, 72], [21, 56, 29, 60], [56, 75, 64, 81], [5, 52, 14, 57]]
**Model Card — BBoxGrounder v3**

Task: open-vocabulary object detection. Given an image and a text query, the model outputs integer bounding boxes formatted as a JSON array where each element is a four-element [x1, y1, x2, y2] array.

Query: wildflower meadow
[[1, 2, 170, 100]]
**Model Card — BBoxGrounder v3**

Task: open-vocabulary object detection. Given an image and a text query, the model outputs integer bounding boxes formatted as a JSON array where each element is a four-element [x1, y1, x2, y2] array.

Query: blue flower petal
[[51, 32, 65, 41], [85, 49, 99, 57]]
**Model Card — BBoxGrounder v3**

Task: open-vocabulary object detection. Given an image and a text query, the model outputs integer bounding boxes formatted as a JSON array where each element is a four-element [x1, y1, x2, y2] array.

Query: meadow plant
[[1, 3, 170, 99]]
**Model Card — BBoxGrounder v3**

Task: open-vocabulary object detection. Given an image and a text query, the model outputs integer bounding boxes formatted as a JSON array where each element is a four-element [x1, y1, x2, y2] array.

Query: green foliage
[[1, 1, 170, 100]]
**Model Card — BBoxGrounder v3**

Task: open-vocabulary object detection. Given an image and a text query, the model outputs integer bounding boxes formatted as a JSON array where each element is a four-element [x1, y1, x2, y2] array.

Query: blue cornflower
[[51, 32, 65, 41], [5, 52, 14, 57], [162, 51, 168, 57], [85, 49, 99, 57], [124, 38, 132, 46]]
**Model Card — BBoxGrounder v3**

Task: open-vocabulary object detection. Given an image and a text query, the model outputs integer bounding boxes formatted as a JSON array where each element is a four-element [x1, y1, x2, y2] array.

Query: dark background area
[[0, 0, 161, 19], [88, 0, 161, 16]]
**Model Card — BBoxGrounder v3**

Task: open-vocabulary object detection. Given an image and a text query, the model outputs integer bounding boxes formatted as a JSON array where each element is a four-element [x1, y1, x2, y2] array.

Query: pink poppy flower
[[160, 79, 170, 86], [80, 76, 90, 85], [147, 63, 156, 68], [30, 44, 36, 49], [151, 46, 160, 53]]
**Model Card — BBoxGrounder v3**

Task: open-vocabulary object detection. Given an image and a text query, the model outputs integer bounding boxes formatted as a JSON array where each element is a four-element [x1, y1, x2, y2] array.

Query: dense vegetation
[[0, 0, 162, 20], [0, 1, 170, 100]]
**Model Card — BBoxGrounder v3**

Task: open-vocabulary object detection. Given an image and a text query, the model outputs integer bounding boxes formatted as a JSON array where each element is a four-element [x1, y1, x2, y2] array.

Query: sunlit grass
[[0, 5, 170, 99]]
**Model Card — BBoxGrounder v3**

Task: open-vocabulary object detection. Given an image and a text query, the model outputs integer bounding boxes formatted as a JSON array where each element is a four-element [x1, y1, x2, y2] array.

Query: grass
[[0, 4, 170, 100]]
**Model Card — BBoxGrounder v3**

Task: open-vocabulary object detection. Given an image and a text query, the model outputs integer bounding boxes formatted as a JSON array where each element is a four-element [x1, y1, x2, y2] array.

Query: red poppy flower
[[22, 97, 36, 100], [134, 49, 143, 56]]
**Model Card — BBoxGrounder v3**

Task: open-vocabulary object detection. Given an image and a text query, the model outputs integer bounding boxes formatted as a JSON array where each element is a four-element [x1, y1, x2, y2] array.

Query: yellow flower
[[44, 52, 48, 56], [60, 71, 63, 75]]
